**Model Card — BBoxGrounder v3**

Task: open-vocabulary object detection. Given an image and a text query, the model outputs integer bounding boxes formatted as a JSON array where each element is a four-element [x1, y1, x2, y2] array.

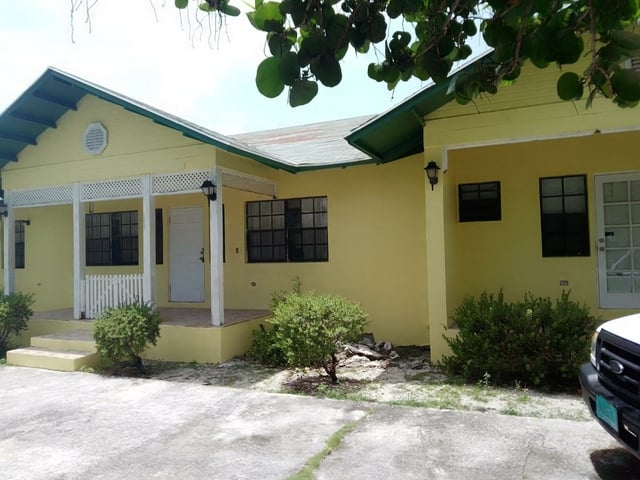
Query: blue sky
[[0, 0, 431, 135]]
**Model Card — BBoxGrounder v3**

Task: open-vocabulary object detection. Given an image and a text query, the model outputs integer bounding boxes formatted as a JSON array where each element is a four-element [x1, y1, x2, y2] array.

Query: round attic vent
[[83, 122, 108, 155]]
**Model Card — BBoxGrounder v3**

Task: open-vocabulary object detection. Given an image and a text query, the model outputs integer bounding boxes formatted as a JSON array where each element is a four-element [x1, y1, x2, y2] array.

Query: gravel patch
[[136, 346, 591, 422]]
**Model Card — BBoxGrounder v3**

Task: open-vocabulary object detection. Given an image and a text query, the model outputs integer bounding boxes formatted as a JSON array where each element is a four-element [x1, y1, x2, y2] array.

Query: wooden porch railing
[[83, 274, 144, 319]]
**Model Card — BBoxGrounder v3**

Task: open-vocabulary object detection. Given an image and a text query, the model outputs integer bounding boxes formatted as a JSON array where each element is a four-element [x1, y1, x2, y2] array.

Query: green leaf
[[326, 14, 350, 50], [556, 72, 583, 101], [367, 63, 385, 82], [199, 2, 212, 12], [368, 13, 387, 43], [268, 31, 295, 57], [311, 53, 342, 87], [247, 2, 284, 32], [279, 51, 300, 86], [289, 79, 318, 107], [221, 4, 241, 16], [175, 0, 189, 8], [256, 57, 285, 98], [386, 0, 402, 19], [612, 69, 640, 102], [553, 30, 584, 65], [463, 19, 477, 36], [610, 30, 640, 51]]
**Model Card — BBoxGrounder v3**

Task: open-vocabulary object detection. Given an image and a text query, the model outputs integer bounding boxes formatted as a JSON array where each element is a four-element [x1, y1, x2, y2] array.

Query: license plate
[[596, 394, 619, 433]]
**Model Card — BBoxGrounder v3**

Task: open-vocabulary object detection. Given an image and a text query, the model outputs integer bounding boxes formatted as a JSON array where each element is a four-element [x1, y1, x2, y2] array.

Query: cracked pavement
[[2, 366, 640, 479]]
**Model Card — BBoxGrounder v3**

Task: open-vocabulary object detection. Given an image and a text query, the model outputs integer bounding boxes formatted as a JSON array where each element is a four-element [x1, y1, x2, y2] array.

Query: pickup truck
[[580, 313, 640, 457]]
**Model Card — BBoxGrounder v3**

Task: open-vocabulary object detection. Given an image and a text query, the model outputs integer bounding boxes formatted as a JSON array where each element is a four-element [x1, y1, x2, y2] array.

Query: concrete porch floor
[[31, 308, 271, 327]]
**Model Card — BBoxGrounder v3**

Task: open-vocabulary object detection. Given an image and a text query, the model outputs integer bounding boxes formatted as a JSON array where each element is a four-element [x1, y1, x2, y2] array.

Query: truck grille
[[598, 330, 640, 409]]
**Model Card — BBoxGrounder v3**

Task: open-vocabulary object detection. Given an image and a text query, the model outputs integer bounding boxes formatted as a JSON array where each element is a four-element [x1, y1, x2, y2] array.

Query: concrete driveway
[[2, 366, 640, 480]]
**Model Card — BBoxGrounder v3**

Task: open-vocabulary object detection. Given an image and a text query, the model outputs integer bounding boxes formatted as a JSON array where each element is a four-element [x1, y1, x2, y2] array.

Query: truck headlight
[[590, 328, 601, 369]]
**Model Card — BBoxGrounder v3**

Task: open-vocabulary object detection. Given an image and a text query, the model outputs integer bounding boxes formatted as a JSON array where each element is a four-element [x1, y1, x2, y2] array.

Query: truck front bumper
[[580, 362, 640, 456]]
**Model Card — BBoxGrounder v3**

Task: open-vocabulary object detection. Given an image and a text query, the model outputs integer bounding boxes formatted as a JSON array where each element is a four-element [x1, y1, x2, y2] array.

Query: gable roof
[[0, 68, 369, 174], [346, 53, 491, 163], [231, 116, 374, 170]]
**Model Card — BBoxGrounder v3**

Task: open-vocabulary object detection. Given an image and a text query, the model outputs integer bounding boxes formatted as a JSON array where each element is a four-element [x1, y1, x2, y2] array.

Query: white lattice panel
[[11, 185, 74, 206], [219, 168, 277, 197], [152, 171, 209, 195], [82, 178, 143, 201]]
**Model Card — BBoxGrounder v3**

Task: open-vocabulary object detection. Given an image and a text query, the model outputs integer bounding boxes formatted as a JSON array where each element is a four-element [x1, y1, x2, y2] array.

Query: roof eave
[[346, 53, 493, 162], [1, 68, 297, 173]]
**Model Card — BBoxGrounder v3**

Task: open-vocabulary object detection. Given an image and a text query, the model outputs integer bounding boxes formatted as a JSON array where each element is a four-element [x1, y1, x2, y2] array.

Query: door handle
[[199, 248, 205, 262]]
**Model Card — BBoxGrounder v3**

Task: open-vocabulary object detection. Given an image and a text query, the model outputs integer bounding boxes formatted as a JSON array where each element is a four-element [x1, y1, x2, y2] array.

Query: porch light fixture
[[200, 179, 217, 201], [424, 161, 440, 190]]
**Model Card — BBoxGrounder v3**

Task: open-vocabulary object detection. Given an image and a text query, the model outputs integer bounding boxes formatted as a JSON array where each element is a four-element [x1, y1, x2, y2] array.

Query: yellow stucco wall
[[423, 60, 640, 361], [222, 155, 429, 346], [15, 317, 266, 364], [2, 96, 216, 189], [448, 131, 639, 310]]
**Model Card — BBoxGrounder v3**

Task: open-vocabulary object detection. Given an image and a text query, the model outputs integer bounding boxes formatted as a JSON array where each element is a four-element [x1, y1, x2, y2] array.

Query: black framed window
[[86, 211, 138, 266], [459, 181, 501, 222], [539, 175, 590, 257], [15, 221, 25, 269], [246, 196, 328, 262]]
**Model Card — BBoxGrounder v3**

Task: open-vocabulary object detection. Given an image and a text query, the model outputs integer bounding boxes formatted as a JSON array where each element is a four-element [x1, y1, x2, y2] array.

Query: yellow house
[[1, 68, 427, 368], [347, 54, 640, 361], [2, 56, 639, 370]]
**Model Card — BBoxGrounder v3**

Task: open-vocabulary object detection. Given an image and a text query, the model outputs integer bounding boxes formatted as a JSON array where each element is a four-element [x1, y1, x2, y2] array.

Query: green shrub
[[93, 302, 161, 373], [246, 324, 287, 366], [0, 292, 34, 356], [440, 290, 596, 390], [269, 290, 368, 383]]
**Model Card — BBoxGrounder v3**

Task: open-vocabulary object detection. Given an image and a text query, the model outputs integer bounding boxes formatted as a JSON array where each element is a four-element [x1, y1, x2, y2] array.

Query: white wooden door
[[169, 207, 205, 303], [595, 173, 640, 308]]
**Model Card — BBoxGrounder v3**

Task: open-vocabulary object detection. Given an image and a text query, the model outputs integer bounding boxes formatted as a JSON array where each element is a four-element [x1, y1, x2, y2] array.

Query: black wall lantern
[[424, 161, 440, 191], [200, 179, 217, 201]]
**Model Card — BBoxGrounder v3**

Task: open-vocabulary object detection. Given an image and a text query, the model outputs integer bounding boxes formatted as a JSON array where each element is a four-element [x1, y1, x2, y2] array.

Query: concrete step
[[30, 329, 96, 353], [6, 347, 99, 372]]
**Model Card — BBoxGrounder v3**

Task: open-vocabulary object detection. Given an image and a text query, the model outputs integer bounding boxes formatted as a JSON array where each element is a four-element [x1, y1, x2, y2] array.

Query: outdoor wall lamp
[[424, 161, 440, 191], [200, 179, 217, 201]]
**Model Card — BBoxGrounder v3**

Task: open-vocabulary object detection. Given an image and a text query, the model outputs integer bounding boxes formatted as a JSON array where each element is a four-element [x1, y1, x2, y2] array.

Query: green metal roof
[[0, 68, 300, 172], [346, 54, 490, 163]]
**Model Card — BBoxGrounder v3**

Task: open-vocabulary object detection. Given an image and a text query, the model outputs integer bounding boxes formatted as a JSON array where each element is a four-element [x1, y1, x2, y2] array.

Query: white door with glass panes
[[595, 173, 640, 308], [169, 207, 205, 303]]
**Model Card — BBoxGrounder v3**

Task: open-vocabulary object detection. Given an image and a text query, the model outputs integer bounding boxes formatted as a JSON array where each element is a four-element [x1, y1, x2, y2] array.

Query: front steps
[[7, 329, 99, 372]]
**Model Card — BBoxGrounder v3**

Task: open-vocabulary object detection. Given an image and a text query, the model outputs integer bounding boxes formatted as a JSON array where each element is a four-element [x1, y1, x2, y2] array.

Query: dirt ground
[[138, 345, 591, 422]]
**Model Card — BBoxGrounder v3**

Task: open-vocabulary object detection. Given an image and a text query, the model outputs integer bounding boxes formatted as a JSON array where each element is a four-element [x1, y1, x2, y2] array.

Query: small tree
[[0, 292, 34, 356], [93, 302, 161, 373], [270, 290, 368, 383]]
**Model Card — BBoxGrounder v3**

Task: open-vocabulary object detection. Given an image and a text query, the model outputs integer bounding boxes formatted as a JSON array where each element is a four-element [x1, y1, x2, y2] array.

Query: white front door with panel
[[595, 173, 640, 308], [169, 207, 205, 303]]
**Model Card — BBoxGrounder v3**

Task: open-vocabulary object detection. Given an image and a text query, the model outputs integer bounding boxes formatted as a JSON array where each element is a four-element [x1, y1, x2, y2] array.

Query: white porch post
[[3, 194, 15, 295], [72, 183, 86, 319], [210, 169, 224, 326], [142, 175, 156, 306]]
